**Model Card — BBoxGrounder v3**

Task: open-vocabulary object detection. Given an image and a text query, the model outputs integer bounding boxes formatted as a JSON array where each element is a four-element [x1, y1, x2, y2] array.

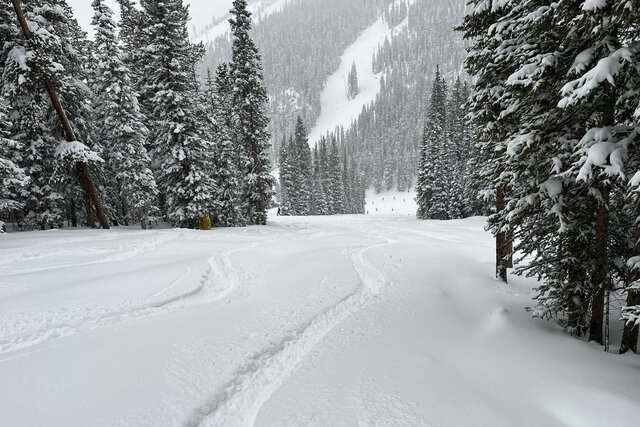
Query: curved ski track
[[186, 233, 395, 427]]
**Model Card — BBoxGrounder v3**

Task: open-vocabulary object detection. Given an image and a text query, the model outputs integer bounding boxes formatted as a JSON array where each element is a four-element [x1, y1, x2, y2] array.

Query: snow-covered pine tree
[[327, 137, 346, 214], [278, 135, 294, 214], [554, 0, 640, 347], [290, 116, 313, 215], [117, 0, 149, 115], [415, 122, 432, 219], [459, 0, 515, 282], [0, 95, 28, 233], [140, 0, 216, 228], [416, 67, 449, 220], [91, 0, 158, 229], [447, 76, 469, 216], [348, 62, 359, 100], [4, 0, 104, 230], [207, 64, 244, 227], [229, 0, 275, 225], [311, 143, 328, 215]]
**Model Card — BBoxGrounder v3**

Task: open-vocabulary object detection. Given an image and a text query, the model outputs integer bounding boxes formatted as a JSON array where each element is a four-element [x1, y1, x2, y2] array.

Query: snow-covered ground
[[308, 1, 409, 145], [1, 215, 639, 426], [366, 188, 417, 216]]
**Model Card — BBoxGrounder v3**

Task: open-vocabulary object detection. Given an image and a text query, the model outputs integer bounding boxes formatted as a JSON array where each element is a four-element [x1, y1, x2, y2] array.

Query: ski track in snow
[[186, 232, 395, 427], [0, 228, 318, 361], [0, 232, 180, 276]]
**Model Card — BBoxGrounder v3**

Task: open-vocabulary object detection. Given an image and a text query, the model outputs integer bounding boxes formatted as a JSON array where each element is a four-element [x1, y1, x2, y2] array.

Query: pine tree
[[289, 116, 313, 215], [311, 144, 328, 215], [4, 0, 103, 230], [416, 67, 449, 220], [278, 135, 294, 214], [91, 0, 158, 229], [229, 0, 275, 225], [348, 62, 359, 100], [327, 138, 345, 214], [117, 0, 150, 112], [140, 0, 216, 228], [0, 96, 27, 233], [459, 0, 516, 282], [207, 64, 244, 227]]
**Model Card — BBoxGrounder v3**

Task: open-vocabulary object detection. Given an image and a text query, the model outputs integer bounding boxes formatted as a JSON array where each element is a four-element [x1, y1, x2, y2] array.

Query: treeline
[[460, 1, 640, 352], [279, 117, 365, 216], [416, 67, 487, 220], [321, 0, 467, 193], [0, 0, 273, 232]]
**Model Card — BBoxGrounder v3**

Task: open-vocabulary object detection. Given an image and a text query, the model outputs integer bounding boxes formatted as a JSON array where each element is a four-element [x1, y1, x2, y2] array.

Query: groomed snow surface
[[1, 214, 639, 426]]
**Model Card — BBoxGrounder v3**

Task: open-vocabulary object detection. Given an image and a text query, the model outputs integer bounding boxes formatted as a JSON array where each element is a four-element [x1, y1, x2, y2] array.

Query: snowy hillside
[[1, 216, 639, 426], [308, 1, 409, 145], [194, 0, 293, 42], [365, 188, 417, 216]]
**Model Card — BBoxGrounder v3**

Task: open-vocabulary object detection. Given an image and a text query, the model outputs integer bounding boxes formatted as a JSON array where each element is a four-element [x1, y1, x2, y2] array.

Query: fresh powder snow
[[1, 215, 639, 426]]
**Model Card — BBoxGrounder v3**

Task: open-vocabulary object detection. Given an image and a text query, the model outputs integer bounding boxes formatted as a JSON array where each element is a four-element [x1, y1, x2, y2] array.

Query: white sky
[[66, 0, 234, 38]]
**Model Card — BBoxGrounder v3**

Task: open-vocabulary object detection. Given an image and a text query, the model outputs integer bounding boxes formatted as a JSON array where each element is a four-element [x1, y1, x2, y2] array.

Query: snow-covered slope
[[1, 216, 639, 426], [308, 1, 409, 145], [365, 188, 417, 216], [194, 0, 293, 42]]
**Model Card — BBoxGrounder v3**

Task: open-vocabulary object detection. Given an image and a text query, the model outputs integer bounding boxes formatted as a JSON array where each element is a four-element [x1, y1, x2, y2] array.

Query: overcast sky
[[66, 0, 234, 38]]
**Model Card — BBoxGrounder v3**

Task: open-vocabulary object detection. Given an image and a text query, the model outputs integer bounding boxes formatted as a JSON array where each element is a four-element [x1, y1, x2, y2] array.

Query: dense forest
[[451, 0, 640, 353], [1, 0, 275, 231]]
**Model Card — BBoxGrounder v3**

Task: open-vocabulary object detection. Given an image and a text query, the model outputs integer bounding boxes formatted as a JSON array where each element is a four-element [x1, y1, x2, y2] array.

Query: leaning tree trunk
[[589, 184, 609, 345], [11, 0, 110, 229]]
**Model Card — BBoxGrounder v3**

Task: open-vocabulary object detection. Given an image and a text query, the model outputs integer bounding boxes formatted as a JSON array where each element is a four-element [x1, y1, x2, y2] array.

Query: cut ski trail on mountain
[[308, 0, 409, 145]]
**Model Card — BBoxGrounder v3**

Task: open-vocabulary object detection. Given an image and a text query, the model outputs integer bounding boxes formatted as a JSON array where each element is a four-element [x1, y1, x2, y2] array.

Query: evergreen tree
[[327, 138, 345, 214], [229, 0, 275, 225], [416, 67, 449, 219], [0, 96, 27, 232], [117, 0, 150, 112], [140, 0, 216, 228], [3, 0, 102, 230], [311, 144, 328, 215], [207, 64, 244, 227], [348, 62, 359, 99], [290, 116, 313, 215], [278, 136, 294, 214], [91, 0, 158, 229]]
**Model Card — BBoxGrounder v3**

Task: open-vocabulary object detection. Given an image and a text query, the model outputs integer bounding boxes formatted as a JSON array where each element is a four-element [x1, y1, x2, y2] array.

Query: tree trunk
[[11, 0, 109, 230], [70, 199, 78, 227], [84, 196, 96, 229], [589, 184, 609, 345], [496, 185, 508, 283], [620, 202, 640, 353], [0, 211, 6, 233]]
